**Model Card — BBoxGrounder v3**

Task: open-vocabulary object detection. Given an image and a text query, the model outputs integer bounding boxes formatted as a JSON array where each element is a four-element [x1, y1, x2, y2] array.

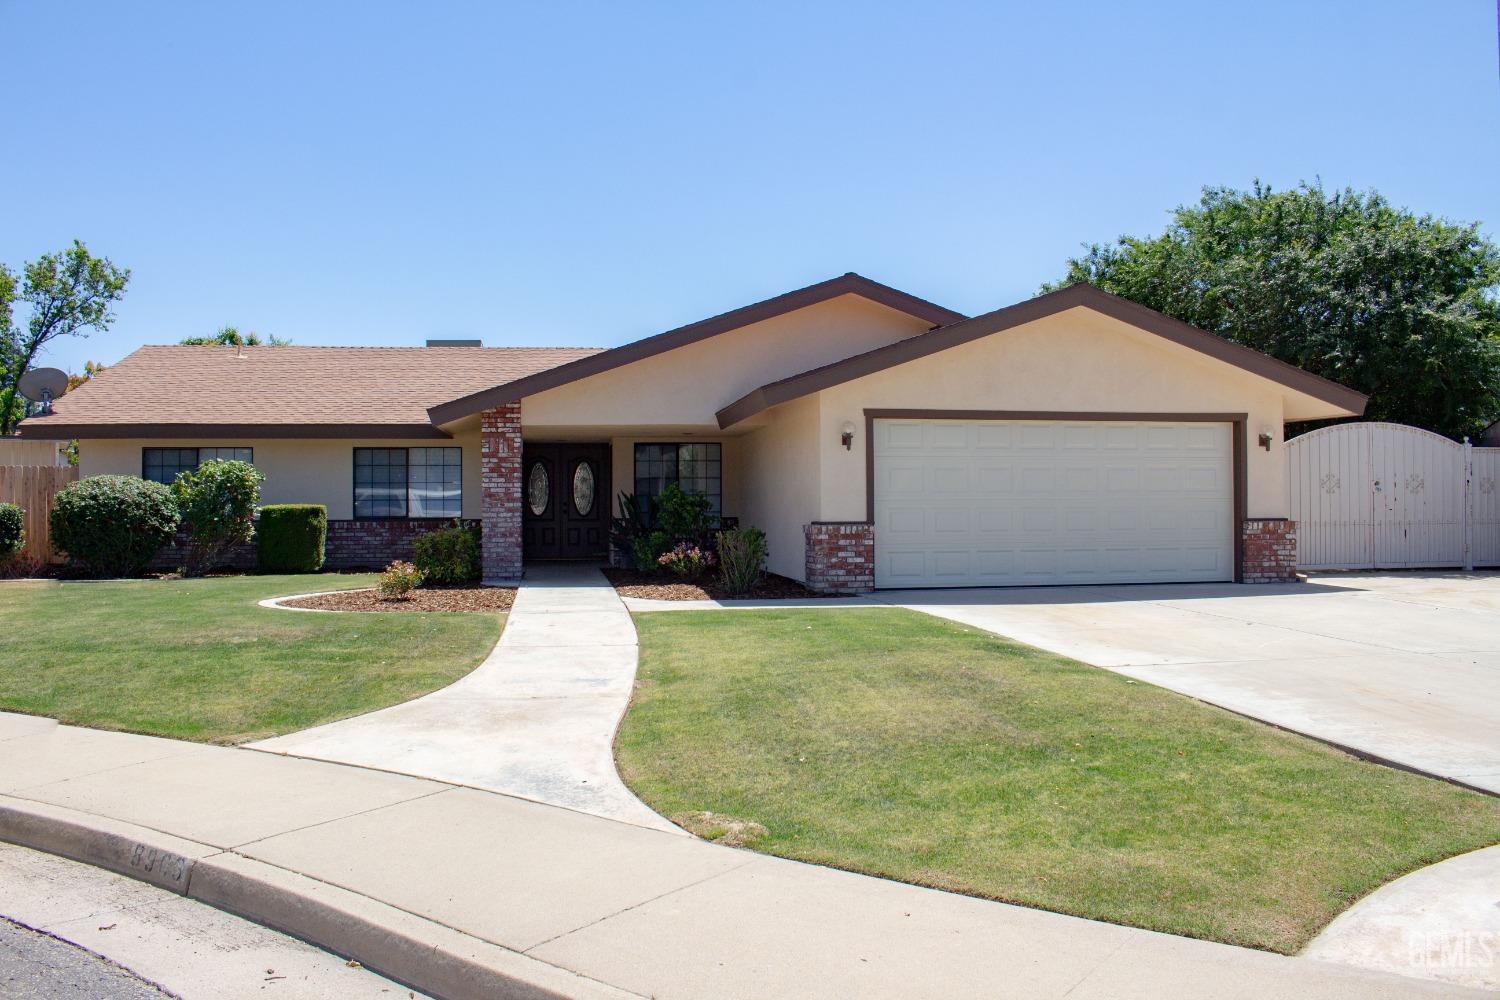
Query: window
[[354, 447, 462, 519], [633, 442, 721, 512], [142, 447, 253, 485]]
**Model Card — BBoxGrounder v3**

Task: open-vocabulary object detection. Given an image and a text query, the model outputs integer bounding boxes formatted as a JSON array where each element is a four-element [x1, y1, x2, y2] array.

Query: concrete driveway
[[881, 573, 1500, 793]]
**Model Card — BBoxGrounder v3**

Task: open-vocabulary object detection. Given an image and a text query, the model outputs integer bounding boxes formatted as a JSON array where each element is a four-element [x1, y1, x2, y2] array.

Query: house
[[18, 274, 1366, 590]]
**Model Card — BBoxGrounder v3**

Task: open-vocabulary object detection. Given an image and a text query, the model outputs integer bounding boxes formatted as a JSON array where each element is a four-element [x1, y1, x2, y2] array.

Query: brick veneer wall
[[804, 521, 874, 594], [1242, 519, 1297, 583], [480, 403, 524, 581], [150, 518, 478, 572]]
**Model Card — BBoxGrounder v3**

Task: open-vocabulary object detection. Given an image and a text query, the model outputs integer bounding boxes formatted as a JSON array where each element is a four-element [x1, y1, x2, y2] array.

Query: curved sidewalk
[[251, 563, 675, 833], [0, 712, 1475, 1000]]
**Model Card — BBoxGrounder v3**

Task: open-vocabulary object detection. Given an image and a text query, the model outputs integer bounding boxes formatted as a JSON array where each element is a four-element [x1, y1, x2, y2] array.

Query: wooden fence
[[0, 439, 69, 467], [0, 465, 79, 563]]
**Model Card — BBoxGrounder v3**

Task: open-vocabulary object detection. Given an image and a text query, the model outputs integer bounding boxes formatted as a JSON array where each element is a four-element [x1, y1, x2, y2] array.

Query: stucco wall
[[810, 307, 1292, 521], [521, 294, 933, 431], [78, 432, 483, 521], [737, 394, 822, 580]]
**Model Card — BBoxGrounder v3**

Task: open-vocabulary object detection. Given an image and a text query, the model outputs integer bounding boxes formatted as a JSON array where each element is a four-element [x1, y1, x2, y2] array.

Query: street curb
[[0, 796, 636, 1000]]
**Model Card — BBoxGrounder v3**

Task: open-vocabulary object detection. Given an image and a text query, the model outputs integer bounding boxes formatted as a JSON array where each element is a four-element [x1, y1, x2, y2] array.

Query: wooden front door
[[522, 443, 611, 560]]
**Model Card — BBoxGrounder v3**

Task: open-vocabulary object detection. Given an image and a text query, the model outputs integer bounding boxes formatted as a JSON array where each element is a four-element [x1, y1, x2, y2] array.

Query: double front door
[[522, 443, 611, 560]]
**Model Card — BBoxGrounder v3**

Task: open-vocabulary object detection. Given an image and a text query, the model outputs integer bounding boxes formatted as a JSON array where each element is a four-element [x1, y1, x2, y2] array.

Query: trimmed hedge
[[257, 504, 327, 573], [412, 519, 480, 583], [49, 476, 180, 577], [0, 503, 24, 559]]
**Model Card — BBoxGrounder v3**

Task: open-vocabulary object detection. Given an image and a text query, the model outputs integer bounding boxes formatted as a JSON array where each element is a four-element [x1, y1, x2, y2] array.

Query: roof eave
[[716, 283, 1368, 428], [426, 273, 966, 424], [16, 422, 454, 440]]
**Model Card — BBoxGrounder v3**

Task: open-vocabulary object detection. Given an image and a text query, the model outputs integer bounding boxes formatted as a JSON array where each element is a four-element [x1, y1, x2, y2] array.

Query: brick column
[[1241, 519, 1297, 583], [804, 522, 874, 594], [481, 403, 523, 582]]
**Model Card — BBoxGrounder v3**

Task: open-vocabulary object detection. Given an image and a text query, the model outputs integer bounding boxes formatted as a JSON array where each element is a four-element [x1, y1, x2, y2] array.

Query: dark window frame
[[141, 446, 253, 485], [632, 442, 722, 513], [352, 446, 463, 521]]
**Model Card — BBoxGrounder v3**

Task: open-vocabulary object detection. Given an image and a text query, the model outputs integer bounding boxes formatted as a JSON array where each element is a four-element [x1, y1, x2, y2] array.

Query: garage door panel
[[874, 419, 1233, 588]]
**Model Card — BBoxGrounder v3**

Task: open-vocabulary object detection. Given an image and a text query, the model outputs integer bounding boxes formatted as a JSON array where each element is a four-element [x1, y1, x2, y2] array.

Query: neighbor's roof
[[18, 344, 603, 440]]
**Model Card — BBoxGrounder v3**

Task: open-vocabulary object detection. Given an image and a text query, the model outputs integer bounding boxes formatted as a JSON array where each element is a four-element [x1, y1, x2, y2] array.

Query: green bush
[[49, 476, 180, 577], [378, 559, 425, 599], [657, 484, 713, 539], [257, 504, 327, 573], [0, 503, 23, 559], [716, 526, 768, 596], [631, 529, 671, 573], [171, 459, 264, 576], [412, 519, 480, 584]]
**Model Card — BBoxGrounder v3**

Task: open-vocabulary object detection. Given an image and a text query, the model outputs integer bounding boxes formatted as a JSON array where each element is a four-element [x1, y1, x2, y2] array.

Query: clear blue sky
[[4, 1, 1498, 374]]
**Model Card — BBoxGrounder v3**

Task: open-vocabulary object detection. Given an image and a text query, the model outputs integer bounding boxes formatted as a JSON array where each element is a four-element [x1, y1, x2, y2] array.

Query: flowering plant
[[658, 543, 714, 581]]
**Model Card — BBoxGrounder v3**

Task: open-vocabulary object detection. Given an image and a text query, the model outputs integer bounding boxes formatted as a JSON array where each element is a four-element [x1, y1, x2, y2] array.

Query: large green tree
[[0, 242, 131, 435], [1048, 182, 1500, 440]]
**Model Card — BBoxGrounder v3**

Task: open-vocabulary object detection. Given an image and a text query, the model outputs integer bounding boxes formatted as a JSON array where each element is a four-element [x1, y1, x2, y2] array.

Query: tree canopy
[[1048, 182, 1500, 440], [180, 325, 288, 347], [0, 242, 130, 435]]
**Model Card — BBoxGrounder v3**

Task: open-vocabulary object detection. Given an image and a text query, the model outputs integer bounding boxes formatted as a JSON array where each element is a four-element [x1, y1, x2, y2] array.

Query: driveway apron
[[250, 563, 676, 833]]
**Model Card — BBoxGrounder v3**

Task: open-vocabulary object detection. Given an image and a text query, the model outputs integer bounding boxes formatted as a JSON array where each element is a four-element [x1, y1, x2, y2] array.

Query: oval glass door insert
[[527, 462, 549, 516], [572, 461, 596, 517]]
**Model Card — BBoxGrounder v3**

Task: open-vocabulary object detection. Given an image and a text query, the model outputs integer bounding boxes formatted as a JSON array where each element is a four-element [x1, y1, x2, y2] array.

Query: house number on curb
[[129, 842, 189, 885]]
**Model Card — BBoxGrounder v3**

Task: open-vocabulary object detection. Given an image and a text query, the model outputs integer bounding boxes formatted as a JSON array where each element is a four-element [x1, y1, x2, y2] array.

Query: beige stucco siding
[[810, 307, 1292, 521], [737, 394, 823, 580], [521, 295, 933, 432], [78, 433, 483, 521]]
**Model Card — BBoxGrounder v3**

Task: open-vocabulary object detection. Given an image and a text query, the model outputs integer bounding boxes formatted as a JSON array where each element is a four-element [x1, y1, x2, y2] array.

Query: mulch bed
[[601, 567, 834, 601], [283, 585, 516, 613]]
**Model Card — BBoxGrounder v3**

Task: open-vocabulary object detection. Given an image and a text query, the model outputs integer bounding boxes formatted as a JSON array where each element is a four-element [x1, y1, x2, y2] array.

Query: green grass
[[0, 575, 501, 744], [618, 608, 1500, 953]]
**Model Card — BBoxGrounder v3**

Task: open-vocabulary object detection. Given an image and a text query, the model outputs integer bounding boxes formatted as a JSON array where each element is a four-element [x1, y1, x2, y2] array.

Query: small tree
[[0, 242, 131, 435], [171, 460, 263, 576]]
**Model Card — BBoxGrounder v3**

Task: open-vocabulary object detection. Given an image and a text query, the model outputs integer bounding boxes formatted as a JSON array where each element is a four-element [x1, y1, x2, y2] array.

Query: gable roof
[[17, 344, 602, 440], [715, 283, 1369, 428], [426, 273, 965, 425]]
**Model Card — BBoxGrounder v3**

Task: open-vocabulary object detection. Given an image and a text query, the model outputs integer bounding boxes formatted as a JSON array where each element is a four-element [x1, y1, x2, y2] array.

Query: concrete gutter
[[0, 795, 635, 1000]]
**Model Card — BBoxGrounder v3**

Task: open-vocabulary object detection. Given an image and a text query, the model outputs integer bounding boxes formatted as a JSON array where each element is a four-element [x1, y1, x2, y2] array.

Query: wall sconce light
[[840, 420, 856, 451], [1258, 427, 1274, 451]]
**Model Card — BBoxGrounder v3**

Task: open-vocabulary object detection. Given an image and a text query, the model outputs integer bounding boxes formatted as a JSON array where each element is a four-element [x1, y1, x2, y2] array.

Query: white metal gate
[[1287, 422, 1500, 570]]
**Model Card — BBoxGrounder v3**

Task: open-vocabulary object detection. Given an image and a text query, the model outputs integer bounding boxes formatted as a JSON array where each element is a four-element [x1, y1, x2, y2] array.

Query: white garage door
[[873, 418, 1234, 588]]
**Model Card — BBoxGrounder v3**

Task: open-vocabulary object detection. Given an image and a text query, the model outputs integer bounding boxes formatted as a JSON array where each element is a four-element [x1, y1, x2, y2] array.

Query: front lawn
[[617, 609, 1500, 953], [0, 575, 502, 743]]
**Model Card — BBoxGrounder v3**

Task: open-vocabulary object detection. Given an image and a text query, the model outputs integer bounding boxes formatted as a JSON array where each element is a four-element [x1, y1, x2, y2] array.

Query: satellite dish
[[18, 368, 69, 414]]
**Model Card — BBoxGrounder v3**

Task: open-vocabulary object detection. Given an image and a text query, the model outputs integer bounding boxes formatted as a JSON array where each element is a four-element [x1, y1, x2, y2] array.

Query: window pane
[[410, 446, 461, 518], [354, 448, 409, 518], [142, 447, 200, 485], [632, 442, 722, 513]]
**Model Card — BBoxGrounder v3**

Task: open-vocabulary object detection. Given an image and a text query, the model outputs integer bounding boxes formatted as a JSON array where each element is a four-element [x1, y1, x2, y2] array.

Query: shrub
[[412, 519, 480, 583], [631, 529, 671, 573], [171, 460, 264, 576], [377, 559, 425, 599], [0, 503, 23, 560], [716, 526, 768, 596], [657, 484, 713, 540], [609, 490, 657, 566], [49, 475, 180, 577], [658, 542, 714, 580], [257, 504, 327, 573]]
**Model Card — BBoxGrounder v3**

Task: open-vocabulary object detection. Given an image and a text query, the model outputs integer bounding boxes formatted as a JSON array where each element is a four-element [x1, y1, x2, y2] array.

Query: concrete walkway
[[1304, 845, 1500, 992], [252, 563, 674, 832], [0, 712, 1477, 999]]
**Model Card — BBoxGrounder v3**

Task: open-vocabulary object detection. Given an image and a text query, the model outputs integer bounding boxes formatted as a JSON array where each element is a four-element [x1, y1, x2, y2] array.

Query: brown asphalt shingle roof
[[22, 344, 602, 437]]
